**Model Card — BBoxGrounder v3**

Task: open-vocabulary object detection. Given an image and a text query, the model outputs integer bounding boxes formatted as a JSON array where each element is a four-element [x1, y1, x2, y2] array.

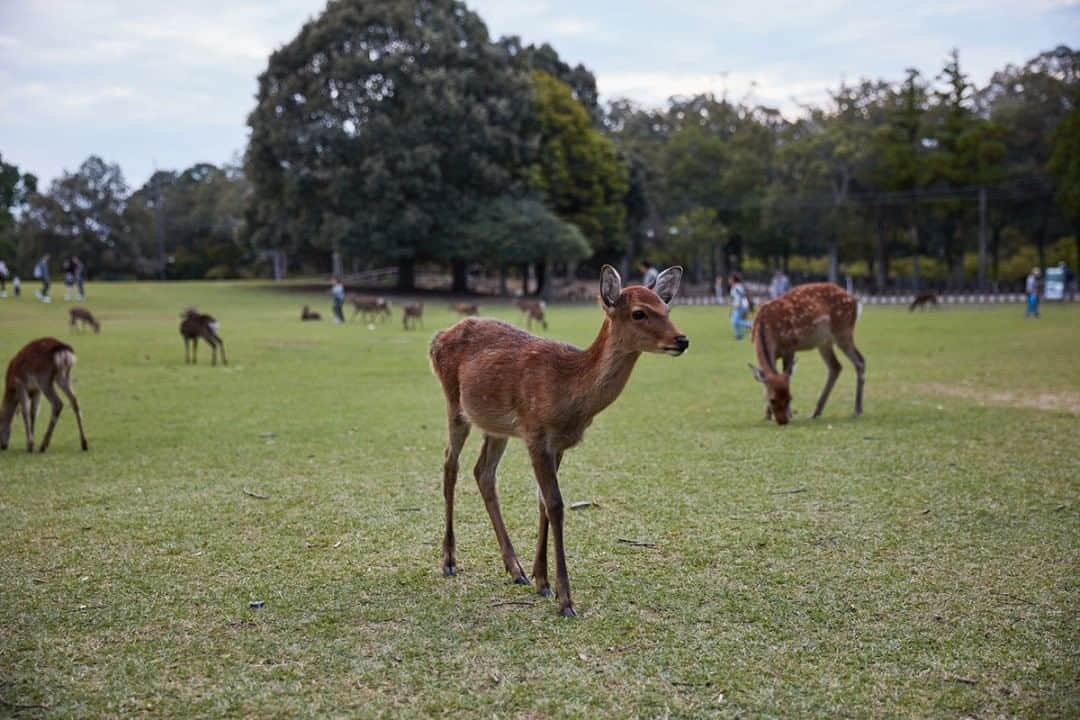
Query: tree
[[0, 154, 37, 262], [529, 70, 628, 275], [246, 0, 536, 289], [1049, 106, 1080, 264]]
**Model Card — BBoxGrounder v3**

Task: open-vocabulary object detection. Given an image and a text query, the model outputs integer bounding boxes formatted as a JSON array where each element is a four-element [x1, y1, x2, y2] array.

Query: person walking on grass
[[729, 271, 753, 340], [640, 260, 659, 288], [330, 276, 346, 324], [0, 259, 9, 297], [1025, 267, 1041, 318], [62, 256, 75, 301], [769, 268, 791, 299], [72, 256, 86, 300], [33, 253, 51, 303]]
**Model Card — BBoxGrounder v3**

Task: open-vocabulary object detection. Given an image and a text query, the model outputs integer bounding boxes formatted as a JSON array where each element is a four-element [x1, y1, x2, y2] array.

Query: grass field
[[1, 282, 1077, 718]]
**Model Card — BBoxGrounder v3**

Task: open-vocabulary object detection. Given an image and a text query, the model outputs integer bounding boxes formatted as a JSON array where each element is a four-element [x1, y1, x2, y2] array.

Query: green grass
[[1, 282, 1077, 718]]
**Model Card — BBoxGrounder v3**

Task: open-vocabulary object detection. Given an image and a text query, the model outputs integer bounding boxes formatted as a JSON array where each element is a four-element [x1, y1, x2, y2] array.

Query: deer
[[350, 296, 392, 323], [909, 292, 939, 311], [180, 308, 227, 366], [69, 307, 100, 333], [517, 298, 548, 330], [748, 282, 865, 425], [429, 265, 688, 617], [301, 305, 322, 321], [402, 302, 424, 330], [1, 337, 88, 453], [451, 302, 479, 317]]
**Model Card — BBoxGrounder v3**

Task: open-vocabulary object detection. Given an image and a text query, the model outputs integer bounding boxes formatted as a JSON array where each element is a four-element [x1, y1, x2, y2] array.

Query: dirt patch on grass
[[918, 383, 1080, 414]]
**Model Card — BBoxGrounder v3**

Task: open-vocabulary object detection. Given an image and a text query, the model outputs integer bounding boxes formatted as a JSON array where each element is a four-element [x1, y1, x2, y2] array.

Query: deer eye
[[631, 309, 647, 321]]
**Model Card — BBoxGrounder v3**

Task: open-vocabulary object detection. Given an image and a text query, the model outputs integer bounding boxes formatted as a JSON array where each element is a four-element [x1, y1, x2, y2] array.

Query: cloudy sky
[[1, 0, 1076, 190]]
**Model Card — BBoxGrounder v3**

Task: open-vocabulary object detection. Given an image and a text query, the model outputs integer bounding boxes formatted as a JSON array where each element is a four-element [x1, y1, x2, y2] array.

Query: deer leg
[[208, 336, 218, 367], [532, 451, 562, 598], [812, 344, 842, 419], [528, 442, 575, 617], [836, 336, 866, 417], [441, 414, 470, 577], [56, 373, 88, 451], [474, 435, 528, 584], [216, 336, 227, 366], [18, 388, 33, 452], [37, 385, 63, 453], [192, 337, 198, 364], [29, 391, 40, 437]]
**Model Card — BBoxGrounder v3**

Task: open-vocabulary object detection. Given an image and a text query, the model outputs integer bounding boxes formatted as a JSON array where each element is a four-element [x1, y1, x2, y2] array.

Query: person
[[72, 256, 86, 300], [640, 260, 659, 288], [12, 275, 20, 297], [769, 268, 791, 299], [1025, 267, 1040, 318], [330, 276, 345, 324], [62, 257, 76, 301], [0, 259, 9, 297], [729, 272, 753, 340], [1060, 260, 1074, 301], [33, 253, 51, 303]]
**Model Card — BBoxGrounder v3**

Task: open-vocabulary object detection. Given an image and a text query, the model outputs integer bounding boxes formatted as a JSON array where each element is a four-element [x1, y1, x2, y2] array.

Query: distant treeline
[[0, 0, 1076, 294]]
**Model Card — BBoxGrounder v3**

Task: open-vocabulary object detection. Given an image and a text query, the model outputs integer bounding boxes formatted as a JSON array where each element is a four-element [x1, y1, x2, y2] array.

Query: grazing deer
[[1, 337, 88, 453], [749, 283, 865, 425], [429, 265, 687, 616], [180, 308, 227, 366], [909, 292, 939, 311], [301, 305, 322, 321], [402, 302, 424, 330], [452, 302, 479, 317], [69, 307, 100, 333], [517, 298, 548, 330], [351, 296, 392, 323]]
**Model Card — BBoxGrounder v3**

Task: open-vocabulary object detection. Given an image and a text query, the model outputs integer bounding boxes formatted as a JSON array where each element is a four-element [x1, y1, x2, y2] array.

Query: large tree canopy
[[245, 0, 536, 288]]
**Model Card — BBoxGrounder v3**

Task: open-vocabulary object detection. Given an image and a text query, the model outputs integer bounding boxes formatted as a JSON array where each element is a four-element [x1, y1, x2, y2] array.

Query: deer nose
[[674, 335, 689, 351]]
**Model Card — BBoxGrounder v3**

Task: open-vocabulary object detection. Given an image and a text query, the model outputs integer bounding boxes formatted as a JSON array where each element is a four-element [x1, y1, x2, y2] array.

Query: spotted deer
[[180, 308, 227, 366], [0, 337, 88, 452], [451, 302, 479, 317], [429, 265, 688, 616], [749, 283, 865, 425], [351, 296, 391, 323], [69, 307, 100, 333]]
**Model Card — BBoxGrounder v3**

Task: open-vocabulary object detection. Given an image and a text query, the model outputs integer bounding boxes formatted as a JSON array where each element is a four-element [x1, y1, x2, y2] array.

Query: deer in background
[[301, 305, 322, 321], [1, 337, 88, 453], [517, 298, 548, 330], [429, 265, 688, 617], [451, 302, 479, 317], [180, 308, 227, 366], [351, 296, 391, 323], [69, 307, 100, 333], [749, 283, 865, 425], [909, 292, 939, 311], [402, 302, 424, 330]]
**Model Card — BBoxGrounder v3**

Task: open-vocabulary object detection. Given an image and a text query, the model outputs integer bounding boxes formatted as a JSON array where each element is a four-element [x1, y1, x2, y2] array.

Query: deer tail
[[54, 348, 77, 373], [209, 321, 220, 333]]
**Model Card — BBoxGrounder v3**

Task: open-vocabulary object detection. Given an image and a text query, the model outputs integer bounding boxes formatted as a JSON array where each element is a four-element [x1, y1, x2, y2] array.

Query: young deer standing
[[0, 337, 88, 452], [180, 308, 227, 366], [749, 283, 865, 425], [350, 296, 391, 323], [429, 265, 688, 616], [517, 298, 548, 330], [402, 302, 424, 330], [69, 307, 101, 333]]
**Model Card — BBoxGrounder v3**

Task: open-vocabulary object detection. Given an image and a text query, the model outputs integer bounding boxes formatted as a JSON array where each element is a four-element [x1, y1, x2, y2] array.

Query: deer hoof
[[537, 586, 553, 598], [513, 575, 530, 586], [559, 605, 577, 618], [442, 565, 457, 577]]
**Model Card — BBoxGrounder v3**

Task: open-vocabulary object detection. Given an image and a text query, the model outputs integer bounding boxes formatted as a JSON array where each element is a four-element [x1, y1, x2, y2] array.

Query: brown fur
[[428, 265, 687, 616], [69, 307, 100, 333], [180, 308, 227, 366], [750, 283, 865, 424], [350, 296, 391, 322], [0, 337, 88, 452], [402, 302, 424, 330], [909, 292, 939, 311]]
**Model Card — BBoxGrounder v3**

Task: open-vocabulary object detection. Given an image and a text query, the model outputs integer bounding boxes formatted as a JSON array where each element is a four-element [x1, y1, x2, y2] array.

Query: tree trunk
[[977, 187, 988, 292], [535, 261, 548, 300], [874, 216, 888, 292], [519, 263, 530, 296], [397, 257, 415, 291], [1035, 200, 1050, 272], [827, 234, 839, 285], [911, 222, 921, 291], [451, 258, 468, 293], [331, 249, 343, 278], [499, 265, 508, 296]]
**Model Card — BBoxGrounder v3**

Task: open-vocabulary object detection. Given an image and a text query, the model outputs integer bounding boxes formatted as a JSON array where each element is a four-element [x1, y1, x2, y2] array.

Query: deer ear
[[600, 265, 622, 308], [748, 363, 767, 384], [653, 266, 683, 305]]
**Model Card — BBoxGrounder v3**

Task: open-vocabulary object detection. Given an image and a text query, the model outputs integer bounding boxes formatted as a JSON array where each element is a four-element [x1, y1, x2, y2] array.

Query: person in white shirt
[[769, 268, 791, 299], [640, 260, 659, 288], [330, 276, 346, 323], [1025, 268, 1040, 318], [729, 272, 753, 340]]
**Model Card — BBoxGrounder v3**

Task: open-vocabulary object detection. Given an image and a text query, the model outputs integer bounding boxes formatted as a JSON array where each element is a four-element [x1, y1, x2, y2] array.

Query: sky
[[1, 0, 1076, 190]]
